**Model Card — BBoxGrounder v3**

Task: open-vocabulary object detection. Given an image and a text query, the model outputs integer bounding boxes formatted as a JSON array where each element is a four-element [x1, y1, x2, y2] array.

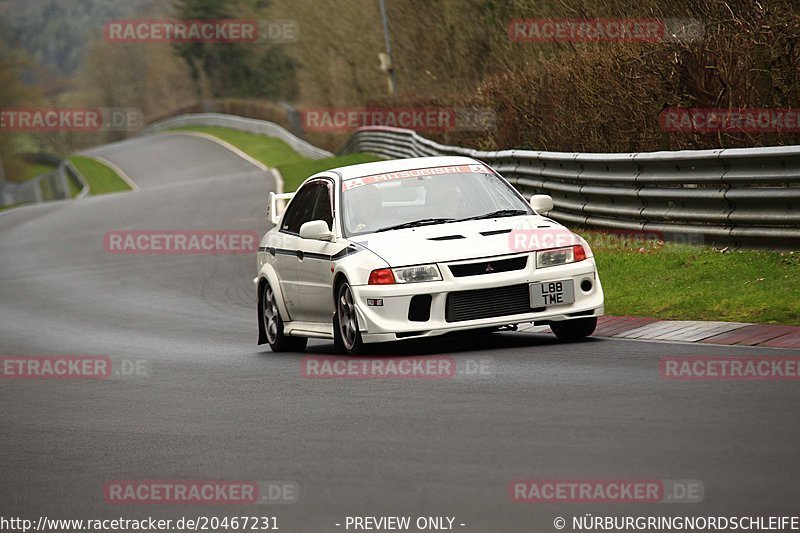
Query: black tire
[[333, 281, 364, 355], [262, 282, 307, 352], [550, 317, 597, 342]]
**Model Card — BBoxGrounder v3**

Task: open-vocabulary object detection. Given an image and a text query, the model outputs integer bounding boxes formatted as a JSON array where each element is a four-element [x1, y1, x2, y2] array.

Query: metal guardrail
[[339, 126, 800, 248], [142, 113, 333, 160], [0, 153, 89, 206], [2, 112, 322, 208], [61, 160, 90, 199], [4, 111, 797, 248]]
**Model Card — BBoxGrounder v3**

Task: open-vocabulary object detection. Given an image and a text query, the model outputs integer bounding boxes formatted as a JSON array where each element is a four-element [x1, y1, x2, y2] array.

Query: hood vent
[[428, 235, 465, 241], [480, 228, 512, 236]]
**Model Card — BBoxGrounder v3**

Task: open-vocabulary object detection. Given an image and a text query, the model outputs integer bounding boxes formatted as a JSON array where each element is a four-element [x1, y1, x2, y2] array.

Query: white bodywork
[[256, 156, 604, 345]]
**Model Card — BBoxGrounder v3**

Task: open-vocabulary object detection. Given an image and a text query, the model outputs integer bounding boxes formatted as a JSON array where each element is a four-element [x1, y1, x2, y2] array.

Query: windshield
[[341, 167, 532, 237]]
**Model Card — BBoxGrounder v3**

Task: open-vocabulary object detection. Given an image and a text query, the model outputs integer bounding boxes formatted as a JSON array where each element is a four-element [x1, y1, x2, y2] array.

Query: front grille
[[448, 256, 528, 278], [446, 284, 535, 322]]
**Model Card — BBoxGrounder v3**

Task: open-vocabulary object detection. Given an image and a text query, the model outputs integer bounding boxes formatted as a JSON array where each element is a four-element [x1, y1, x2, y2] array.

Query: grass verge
[[276, 153, 383, 191], [68, 156, 131, 195], [585, 231, 800, 326], [170, 126, 307, 168], [19, 162, 57, 182], [169, 126, 382, 191]]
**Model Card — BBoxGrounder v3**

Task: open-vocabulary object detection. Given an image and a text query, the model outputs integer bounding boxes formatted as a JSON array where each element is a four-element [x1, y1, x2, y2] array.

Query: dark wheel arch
[[332, 272, 348, 304], [257, 278, 268, 345]]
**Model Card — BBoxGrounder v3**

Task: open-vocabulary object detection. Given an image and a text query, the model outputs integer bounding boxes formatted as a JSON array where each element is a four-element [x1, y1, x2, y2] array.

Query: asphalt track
[[1, 132, 798, 532]]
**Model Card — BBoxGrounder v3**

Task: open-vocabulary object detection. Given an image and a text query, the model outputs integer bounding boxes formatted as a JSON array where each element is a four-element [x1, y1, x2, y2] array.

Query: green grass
[[169, 126, 383, 191], [585, 231, 800, 325], [170, 126, 307, 168], [67, 175, 82, 197], [276, 153, 384, 191], [68, 156, 131, 195], [19, 162, 56, 182]]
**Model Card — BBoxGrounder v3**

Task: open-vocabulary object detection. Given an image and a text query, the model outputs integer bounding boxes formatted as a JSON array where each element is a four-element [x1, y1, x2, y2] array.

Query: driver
[[425, 178, 464, 219], [348, 185, 382, 233]]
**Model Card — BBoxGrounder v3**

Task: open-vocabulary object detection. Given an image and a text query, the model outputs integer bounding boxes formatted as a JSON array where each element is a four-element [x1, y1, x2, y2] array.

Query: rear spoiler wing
[[268, 192, 295, 226]]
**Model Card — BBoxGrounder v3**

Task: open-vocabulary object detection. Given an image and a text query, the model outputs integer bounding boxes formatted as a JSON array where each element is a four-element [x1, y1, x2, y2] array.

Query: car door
[[294, 178, 341, 323], [274, 181, 321, 319]]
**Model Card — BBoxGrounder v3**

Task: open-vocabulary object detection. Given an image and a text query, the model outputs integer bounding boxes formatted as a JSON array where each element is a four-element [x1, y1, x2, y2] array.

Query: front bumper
[[351, 255, 604, 344]]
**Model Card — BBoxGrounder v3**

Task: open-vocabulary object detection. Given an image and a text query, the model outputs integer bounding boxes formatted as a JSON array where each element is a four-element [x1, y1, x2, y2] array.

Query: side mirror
[[530, 194, 554, 215], [299, 220, 334, 241]]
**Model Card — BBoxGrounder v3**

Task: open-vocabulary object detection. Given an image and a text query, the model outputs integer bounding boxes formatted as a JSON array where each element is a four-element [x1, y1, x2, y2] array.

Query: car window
[[311, 181, 333, 228], [341, 171, 531, 237], [281, 182, 322, 234]]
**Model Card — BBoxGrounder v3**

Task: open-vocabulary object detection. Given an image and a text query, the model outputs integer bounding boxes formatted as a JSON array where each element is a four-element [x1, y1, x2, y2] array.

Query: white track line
[[86, 155, 140, 191]]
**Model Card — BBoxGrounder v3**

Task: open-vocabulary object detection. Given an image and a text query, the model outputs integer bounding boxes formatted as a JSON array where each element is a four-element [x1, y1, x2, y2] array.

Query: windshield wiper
[[374, 218, 455, 233], [456, 209, 528, 221]]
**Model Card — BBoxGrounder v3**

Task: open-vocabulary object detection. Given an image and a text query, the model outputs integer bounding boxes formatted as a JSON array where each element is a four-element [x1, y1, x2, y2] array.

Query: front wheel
[[263, 282, 307, 352], [333, 281, 364, 355], [550, 317, 597, 342]]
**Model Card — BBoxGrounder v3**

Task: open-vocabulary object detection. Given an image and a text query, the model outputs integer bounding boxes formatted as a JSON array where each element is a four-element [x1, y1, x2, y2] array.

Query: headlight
[[536, 245, 587, 268], [392, 264, 442, 283]]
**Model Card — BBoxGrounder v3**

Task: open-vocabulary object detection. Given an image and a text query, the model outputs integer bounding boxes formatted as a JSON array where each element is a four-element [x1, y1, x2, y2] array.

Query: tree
[[0, 39, 40, 181], [172, 0, 297, 100]]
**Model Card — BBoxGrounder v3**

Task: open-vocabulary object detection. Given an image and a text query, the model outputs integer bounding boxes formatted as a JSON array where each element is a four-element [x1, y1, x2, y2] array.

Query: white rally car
[[256, 156, 604, 354]]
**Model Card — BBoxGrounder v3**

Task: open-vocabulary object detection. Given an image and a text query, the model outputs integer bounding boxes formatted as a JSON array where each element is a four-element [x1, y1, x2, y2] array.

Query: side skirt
[[284, 321, 335, 339]]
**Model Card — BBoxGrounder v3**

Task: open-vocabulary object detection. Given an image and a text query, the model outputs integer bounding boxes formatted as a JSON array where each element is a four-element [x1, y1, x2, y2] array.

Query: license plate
[[529, 279, 575, 308]]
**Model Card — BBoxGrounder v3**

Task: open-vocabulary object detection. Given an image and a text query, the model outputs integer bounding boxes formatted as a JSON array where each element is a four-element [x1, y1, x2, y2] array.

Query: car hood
[[348, 215, 581, 267]]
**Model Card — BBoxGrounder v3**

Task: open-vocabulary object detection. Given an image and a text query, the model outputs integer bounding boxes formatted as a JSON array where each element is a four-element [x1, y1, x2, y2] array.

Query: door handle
[[296, 250, 304, 260]]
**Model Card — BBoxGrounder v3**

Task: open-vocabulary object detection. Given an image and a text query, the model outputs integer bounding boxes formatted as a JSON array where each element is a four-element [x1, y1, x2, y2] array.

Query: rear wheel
[[263, 282, 307, 352], [333, 281, 364, 355], [550, 317, 597, 342]]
